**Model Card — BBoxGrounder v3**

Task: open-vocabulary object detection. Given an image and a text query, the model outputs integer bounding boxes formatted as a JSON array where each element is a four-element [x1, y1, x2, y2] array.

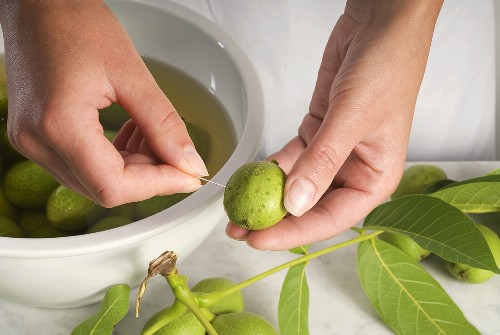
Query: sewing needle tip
[[199, 177, 226, 188]]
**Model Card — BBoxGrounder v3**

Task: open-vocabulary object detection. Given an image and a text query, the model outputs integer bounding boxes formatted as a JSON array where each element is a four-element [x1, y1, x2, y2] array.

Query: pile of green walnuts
[[142, 277, 277, 335]]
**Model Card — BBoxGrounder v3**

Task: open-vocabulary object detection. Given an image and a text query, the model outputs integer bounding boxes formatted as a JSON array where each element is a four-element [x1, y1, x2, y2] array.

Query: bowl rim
[[0, 0, 264, 258]]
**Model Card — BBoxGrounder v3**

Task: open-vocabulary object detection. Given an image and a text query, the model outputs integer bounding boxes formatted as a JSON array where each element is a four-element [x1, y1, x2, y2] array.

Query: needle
[[199, 177, 226, 188]]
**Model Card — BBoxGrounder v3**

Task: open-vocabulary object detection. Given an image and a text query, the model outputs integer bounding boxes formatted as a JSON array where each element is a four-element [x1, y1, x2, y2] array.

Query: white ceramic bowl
[[0, 0, 263, 307]]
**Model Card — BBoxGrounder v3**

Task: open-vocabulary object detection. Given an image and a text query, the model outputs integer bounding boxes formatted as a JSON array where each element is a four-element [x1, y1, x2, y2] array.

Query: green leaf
[[288, 244, 310, 255], [422, 179, 456, 194], [429, 175, 500, 213], [485, 168, 500, 176], [278, 263, 309, 335], [71, 284, 130, 335], [363, 195, 499, 273], [357, 239, 480, 335]]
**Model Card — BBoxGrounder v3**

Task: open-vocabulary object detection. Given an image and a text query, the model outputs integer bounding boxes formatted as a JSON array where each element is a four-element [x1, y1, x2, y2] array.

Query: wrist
[[0, 1, 17, 25], [344, 0, 443, 76], [0, 0, 106, 25], [345, 0, 443, 26]]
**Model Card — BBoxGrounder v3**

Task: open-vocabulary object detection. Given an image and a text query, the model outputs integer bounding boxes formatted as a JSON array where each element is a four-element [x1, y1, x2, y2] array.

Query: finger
[[123, 153, 159, 165], [266, 136, 306, 174], [138, 138, 158, 160], [297, 113, 322, 146], [113, 119, 136, 151], [125, 124, 144, 153], [225, 224, 250, 241], [115, 121, 161, 163], [110, 54, 208, 178], [52, 117, 201, 207], [284, 99, 371, 217]]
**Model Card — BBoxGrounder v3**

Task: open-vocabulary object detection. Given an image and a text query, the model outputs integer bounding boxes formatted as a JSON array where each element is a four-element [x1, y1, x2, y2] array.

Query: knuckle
[[7, 124, 33, 155], [6, 126, 20, 148], [158, 110, 183, 133], [307, 202, 340, 237], [308, 143, 341, 177], [315, 203, 336, 228], [380, 170, 403, 198], [94, 184, 123, 208], [38, 108, 62, 141], [298, 114, 322, 146]]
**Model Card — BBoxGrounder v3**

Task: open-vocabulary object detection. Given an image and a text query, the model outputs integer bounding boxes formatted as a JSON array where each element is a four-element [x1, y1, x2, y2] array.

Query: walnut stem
[[135, 251, 178, 317]]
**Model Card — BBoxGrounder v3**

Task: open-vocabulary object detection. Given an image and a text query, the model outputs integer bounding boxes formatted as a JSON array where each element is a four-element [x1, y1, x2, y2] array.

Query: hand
[[0, 0, 208, 207], [227, 0, 443, 250]]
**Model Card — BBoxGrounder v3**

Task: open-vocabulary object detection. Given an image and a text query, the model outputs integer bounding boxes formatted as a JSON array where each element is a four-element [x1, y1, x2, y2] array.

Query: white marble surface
[[2, 162, 500, 334]]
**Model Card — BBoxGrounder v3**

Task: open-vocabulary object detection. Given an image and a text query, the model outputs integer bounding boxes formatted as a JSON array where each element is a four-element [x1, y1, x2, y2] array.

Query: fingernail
[[184, 145, 209, 176], [178, 184, 203, 193], [284, 178, 316, 216]]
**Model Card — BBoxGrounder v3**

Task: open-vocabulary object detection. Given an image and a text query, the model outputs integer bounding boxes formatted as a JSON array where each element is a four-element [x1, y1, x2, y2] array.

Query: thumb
[[283, 112, 363, 217], [114, 60, 208, 178]]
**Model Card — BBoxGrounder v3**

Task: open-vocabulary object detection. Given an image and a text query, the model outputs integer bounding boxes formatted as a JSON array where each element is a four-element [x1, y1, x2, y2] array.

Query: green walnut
[[0, 81, 7, 120], [191, 277, 244, 315], [106, 202, 135, 220], [103, 130, 117, 142], [392, 164, 447, 200], [19, 210, 67, 238], [151, 312, 205, 335], [134, 193, 189, 221], [4, 160, 59, 210], [86, 215, 133, 234], [446, 224, 500, 284], [211, 312, 278, 335], [0, 187, 19, 222], [46, 185, 106, 231], [0, 123, 26, 164], [379, 232, 432, 261], [0, 216, 23, 238], [223, 161, 287, 230], [99, 103, 130, 130], [29, 225, 69, 238]]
